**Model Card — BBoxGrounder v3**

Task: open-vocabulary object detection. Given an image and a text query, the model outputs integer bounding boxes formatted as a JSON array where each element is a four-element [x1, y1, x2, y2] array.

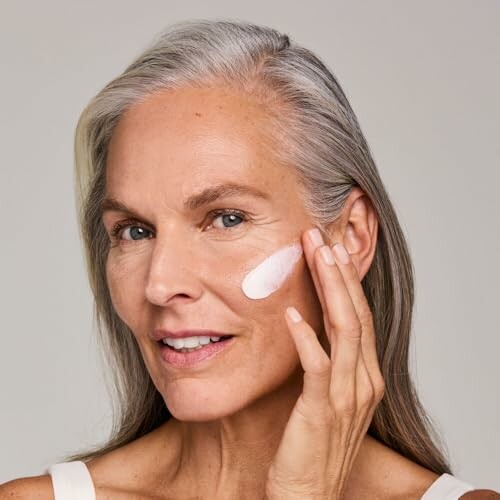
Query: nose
[[144, 235, 202, 307]]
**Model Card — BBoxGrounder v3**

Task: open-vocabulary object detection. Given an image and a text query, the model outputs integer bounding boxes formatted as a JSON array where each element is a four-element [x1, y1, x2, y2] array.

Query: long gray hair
[[63, 18, 452, 475]]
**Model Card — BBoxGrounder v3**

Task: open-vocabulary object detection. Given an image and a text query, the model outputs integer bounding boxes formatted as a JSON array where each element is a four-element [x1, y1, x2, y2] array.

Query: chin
[[165, 398, 244, 422], [160, 382, 246, 422]]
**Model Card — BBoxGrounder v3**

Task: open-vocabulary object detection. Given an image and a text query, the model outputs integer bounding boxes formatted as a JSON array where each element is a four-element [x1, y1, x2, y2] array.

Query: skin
[[5, 84, 497, 499]]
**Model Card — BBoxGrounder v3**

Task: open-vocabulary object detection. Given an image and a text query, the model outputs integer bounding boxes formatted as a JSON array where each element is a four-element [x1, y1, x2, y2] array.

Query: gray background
[[1, 0, 499, 490]]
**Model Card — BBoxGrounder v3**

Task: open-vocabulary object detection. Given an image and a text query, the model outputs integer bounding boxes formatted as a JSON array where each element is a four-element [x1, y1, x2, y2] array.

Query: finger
[[285, 306, 331, 411], [330, 243, 384, 389], [315, 244, 362, 386], [302, 228, 333, 341]]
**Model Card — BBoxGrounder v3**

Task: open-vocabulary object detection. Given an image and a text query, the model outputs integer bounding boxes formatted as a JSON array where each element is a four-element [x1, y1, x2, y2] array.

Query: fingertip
[[286, 306, 302, 323]]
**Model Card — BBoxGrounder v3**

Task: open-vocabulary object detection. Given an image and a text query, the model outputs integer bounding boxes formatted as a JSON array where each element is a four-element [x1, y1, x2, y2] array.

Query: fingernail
[[286, 306, 302, 323], [308, 228, 323, 248], [320, 245, 335, 265], [332, 243, 350, 264]]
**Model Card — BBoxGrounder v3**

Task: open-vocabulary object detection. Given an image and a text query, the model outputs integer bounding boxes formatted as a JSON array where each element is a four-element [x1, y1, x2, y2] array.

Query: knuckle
[[310, 356, 331, 376], [359, 383, 375, 407], [332, 393, 357, 416]]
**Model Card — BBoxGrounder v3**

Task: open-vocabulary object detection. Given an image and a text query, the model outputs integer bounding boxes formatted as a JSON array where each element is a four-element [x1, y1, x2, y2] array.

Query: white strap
[[47, 461, 96, 500], [421, 473, 476, 500]]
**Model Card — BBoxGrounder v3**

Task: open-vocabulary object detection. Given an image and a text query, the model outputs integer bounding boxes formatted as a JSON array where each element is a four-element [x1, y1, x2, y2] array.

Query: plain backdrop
[[1, 0, 499, 490]]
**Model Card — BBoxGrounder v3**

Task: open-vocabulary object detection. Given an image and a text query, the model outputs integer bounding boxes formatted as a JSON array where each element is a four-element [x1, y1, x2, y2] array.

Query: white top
[[46, 461, 476, 499], [46, 462, 96, 500], [421, 473, 476, 499]]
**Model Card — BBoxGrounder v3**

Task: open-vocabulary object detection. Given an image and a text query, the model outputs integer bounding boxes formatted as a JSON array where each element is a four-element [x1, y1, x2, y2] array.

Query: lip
[[157, 336, 236, 369], [152, 329, 232, 341]]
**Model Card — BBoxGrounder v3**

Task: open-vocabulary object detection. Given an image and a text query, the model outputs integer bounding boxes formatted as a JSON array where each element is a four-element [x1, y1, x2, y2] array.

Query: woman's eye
[[210, 210, 246, 229], [110, 223, 152, 242], [123, 226, 152, 240]]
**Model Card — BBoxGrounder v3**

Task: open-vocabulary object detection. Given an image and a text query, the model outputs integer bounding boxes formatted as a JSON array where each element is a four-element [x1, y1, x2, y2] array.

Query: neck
[[164, 366, 304, 497]]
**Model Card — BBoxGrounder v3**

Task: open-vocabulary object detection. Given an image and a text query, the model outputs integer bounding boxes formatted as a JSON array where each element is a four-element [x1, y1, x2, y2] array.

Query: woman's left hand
[[264, 228, 386, 500]]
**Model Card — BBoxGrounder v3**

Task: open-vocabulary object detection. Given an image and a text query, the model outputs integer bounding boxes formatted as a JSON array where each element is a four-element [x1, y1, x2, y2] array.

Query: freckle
[[195, 112, 202, 117]]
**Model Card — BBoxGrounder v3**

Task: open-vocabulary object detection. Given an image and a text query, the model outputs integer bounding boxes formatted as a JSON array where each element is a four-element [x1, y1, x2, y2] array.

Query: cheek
[[236, 241, 310, 359], [228, 241, 310, 338], [105, 250, 147, 322], [238, 240, 324, 345]]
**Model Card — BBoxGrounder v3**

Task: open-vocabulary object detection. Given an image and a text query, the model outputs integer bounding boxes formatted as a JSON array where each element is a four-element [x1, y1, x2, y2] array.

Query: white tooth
[[183, 336, 200, 348], [172, 338, 185, 349], [210, 336, 221, 342], [163, 336, 214, 349]]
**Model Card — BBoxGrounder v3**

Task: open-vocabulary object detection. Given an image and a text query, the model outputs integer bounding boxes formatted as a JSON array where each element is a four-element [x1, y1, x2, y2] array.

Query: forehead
[[105, 85, 291, 208]]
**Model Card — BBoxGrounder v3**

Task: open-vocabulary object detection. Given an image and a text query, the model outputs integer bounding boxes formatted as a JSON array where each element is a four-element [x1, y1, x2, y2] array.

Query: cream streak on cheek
[[241, 242, 303, 299]]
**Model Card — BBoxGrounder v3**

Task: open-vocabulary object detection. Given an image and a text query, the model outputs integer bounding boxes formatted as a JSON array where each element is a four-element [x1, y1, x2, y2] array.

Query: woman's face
[[102, 85, 325, 421]]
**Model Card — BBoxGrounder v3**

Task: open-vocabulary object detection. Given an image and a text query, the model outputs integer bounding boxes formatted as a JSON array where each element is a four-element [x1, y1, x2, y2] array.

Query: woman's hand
[[264, 228, 386, 500]]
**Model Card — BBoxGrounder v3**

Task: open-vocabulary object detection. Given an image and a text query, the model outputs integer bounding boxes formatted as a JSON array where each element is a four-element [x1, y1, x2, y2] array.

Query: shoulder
[[86, 422, 178, 495], [353, 435, 442, 499], [460, 491, 500, 499], [0, 474, 54, 499]]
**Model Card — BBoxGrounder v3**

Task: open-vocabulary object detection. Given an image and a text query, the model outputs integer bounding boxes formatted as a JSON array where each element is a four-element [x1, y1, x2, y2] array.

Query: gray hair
[[65, 18, 452, 476]]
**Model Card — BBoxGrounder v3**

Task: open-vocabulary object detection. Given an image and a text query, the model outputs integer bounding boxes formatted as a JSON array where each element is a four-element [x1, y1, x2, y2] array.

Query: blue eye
[[110, 223, 152, 241], [211, 210, 246, 229]]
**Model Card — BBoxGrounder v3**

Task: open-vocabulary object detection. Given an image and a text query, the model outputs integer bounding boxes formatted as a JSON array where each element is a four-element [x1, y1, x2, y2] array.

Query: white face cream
[[241, 242, 303, 299]]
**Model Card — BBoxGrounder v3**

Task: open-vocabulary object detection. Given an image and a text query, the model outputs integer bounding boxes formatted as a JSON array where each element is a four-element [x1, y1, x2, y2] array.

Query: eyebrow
[[100, 182, 271, 218]]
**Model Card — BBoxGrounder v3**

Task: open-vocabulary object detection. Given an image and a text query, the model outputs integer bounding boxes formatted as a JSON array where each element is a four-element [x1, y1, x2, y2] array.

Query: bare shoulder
[[349, 435, 444, 500], [85, 423, 177, 499], [358, 438, 500, 500], [0, 474, 54, 499], [460, 490, 500, 499]]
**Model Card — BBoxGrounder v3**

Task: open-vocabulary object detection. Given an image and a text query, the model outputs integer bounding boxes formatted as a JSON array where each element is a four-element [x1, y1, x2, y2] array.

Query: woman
[[2, 19, 497, 499]]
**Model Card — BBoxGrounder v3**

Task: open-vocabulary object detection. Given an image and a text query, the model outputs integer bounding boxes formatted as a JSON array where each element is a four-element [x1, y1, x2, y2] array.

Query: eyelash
[[109, 208, 250, 241]]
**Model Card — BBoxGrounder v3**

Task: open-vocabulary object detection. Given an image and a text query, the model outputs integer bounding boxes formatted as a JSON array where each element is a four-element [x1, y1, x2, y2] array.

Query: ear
[[324, 187, 378, 281]]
